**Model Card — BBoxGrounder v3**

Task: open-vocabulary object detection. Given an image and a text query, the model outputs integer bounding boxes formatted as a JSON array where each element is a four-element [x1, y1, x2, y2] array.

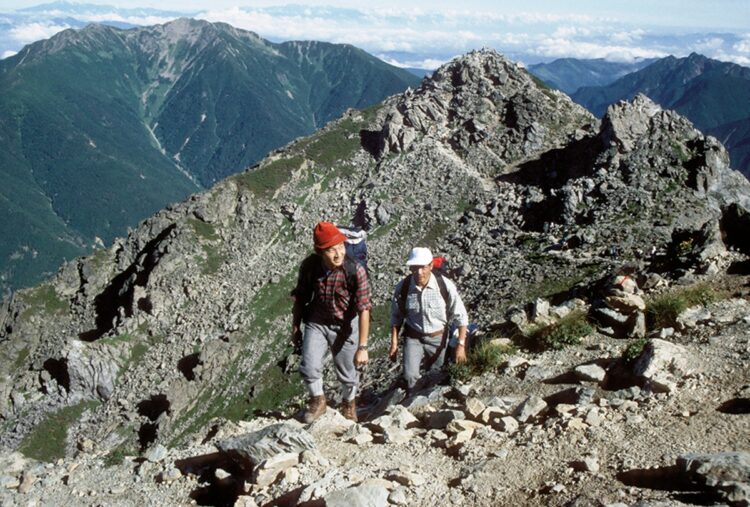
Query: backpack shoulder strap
[[434, 272, 450, 307], [398, 274, 412, 317], [343, 257, 359, 293], [293, 254, 321, 304]]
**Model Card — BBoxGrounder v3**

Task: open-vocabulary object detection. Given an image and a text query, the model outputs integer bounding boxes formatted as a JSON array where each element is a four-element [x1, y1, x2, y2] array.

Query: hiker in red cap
[[291, 221, 371, 423]]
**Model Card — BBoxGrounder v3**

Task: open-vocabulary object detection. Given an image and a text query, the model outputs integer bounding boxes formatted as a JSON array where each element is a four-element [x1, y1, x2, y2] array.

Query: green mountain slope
[[0, 18, 420, 294], [528, 57, 655, 95], [571, 53, 750, 178]]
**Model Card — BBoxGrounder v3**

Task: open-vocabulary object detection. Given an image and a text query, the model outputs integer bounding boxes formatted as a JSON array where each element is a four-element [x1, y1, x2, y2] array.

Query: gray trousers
[[299, 317, 359, 401], [403, 334, 447, 389]]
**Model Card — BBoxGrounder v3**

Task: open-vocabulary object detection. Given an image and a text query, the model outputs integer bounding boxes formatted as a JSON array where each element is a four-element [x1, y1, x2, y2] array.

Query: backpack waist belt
[[404, 324, 444, 339]]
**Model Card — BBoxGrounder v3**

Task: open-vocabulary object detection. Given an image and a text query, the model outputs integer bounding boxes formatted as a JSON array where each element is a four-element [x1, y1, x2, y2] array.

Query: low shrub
[[525, 310, 593, 351], [622, 337, 648, 363], [646, 283, 718, 330], [448, 339, 514, 383]]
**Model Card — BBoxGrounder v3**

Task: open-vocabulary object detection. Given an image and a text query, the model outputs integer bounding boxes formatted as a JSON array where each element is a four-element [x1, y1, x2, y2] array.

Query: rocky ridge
[[0, 48, 749, 505]]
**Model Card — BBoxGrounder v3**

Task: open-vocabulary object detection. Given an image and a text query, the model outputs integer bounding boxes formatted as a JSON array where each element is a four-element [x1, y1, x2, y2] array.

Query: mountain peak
[[371, 47, 596, 170]]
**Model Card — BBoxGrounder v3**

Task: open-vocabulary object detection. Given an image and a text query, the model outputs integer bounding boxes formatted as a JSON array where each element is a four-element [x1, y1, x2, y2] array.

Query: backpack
[[337, 225, 368, 272]]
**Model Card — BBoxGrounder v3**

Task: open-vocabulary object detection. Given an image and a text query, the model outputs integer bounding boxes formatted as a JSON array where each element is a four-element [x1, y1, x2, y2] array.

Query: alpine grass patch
[[646, 283, 718, 330], [19, 400, 100, 462], [449, 339, 514, 383], [524, 310, 593, 351]]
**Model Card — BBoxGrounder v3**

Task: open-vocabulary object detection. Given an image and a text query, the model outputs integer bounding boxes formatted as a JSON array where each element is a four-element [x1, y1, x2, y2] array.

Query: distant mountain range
[[528, 58, 656, 95], [0, 18, 420, 294], [570, 53, 750, 180]]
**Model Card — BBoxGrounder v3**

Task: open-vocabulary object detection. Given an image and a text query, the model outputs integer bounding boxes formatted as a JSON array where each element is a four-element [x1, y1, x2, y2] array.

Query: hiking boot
[[303, 395, 327, 424], [340, 399, 357, 422]]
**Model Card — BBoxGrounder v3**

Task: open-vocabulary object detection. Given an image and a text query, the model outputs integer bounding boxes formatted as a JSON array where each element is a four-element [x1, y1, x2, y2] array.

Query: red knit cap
[[313, 221, 347, 249]]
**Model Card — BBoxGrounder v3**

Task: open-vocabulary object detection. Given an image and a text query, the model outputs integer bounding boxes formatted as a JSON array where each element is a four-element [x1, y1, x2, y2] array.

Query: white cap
[[406, 247, 433, 266]]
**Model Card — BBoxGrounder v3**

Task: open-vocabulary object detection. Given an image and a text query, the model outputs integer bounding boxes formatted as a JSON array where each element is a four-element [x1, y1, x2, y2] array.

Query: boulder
[[63, 340, 127, 402], [633, 339, 696, 393], [677, 452, 750, 507], [217, 423, 314, 468]]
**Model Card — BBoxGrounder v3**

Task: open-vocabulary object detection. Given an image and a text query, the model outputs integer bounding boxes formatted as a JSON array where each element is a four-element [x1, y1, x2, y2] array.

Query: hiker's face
[[320, 242, 346, 269], [410, 262, 433, 287]]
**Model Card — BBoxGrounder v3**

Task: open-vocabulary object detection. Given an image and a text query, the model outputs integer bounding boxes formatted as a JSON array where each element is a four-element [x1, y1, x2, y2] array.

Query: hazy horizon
[[1, 1, 749, 67]]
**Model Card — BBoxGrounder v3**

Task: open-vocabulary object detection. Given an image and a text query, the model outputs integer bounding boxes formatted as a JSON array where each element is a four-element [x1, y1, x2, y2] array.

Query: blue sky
[[2, 1, 749, 65]]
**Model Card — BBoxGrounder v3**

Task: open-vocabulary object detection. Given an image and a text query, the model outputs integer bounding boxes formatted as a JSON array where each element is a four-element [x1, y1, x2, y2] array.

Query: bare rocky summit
[[1, 49, 749, 506]]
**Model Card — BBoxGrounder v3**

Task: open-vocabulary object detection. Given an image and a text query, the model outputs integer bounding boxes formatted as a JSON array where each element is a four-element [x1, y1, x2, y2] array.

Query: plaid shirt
[[311, 261, 372, 322]]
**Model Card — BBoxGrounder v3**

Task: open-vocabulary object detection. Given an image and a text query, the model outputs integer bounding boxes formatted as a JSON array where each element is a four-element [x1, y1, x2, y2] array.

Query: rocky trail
[[1, 269, 749, 506]]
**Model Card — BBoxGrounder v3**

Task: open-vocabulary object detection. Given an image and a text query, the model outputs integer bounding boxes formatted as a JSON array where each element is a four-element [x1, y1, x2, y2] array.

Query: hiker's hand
[[292, 328, 303, 352], [388, 342, 398, 362], [455, 344, 467, 364], [354, 349, 368, 367]]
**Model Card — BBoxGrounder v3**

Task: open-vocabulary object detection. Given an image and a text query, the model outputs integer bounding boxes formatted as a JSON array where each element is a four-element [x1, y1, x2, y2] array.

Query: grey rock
[[252, 452, 299, 488], [515, 395, 548, 423], [324, 481, 390, 507], [677, 306, 713, 329], [524, 365, 558, 382], [0, 475, 20, 489], [215, 468, 232, 480], [383, 426, 414, 445], [144, 444, 168, 463], [428, 410, 465, 429], [64, 340, 126, 402], [493, 416, 519, 433], [570, 456, 600, 474], [388, 405, 419, 429], [159, 467, 182, 483], [387, 469, 426, 487], [388, 486, 409, 505], [633, 339, 695, 393], [573, 364, 607, 383], [344, 425, 374, 445], [531, 298, 550, 321], [464, 398, 486, 419], [545, 387, 597, 407], [217, 423, 314, 467], [677, 452, 750, 507]]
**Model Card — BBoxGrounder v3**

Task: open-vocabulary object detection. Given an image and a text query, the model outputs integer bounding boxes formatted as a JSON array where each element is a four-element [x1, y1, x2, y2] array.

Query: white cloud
[[610, 29, 645, 44], [531, 37, 668, 62], [9, 22, 71, 44], [693, 37, 725, 52], [378, 54, 451, 69], [71, 14, 178, 26], [0, 3, 746, 67], [710, 49, 750, 66], [2, 50, 17, 59], [552, 26, 591, 38], [732, 38, 750, 54], [196, 8, 485, 53]]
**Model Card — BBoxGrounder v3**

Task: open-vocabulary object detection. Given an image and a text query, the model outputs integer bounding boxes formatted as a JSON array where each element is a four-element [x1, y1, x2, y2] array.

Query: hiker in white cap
[[389, 247, 469, 395]]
